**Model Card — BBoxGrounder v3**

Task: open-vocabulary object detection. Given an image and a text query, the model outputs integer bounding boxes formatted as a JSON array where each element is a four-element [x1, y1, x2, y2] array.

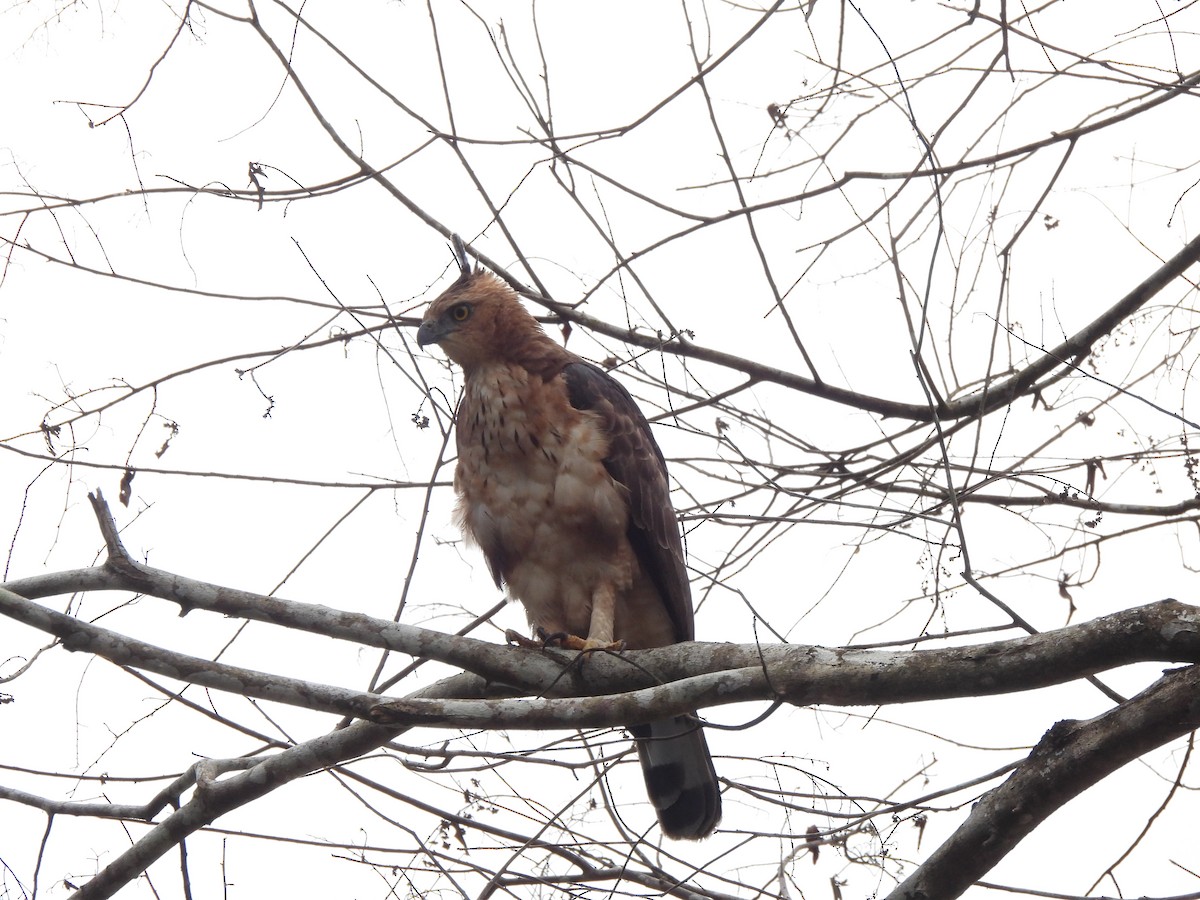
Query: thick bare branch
[[888, 664, 1200, 900], [3, 575, 1199, 725]]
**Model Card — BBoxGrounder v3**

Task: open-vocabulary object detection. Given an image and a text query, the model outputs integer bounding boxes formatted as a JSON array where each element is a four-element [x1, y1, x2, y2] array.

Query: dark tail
[[630, 716, 721, 839]]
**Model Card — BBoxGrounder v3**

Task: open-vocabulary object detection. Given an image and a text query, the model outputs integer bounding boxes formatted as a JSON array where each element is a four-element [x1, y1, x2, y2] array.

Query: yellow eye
[[452, 304, 471, 322]]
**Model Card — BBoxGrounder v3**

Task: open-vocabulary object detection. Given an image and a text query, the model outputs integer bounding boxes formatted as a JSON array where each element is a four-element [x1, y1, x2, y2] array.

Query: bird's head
[[416, 237, 553, 372]]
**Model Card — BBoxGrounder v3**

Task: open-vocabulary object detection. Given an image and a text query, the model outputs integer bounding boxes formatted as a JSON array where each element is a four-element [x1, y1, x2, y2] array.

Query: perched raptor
[[416, 238, 721, 840]]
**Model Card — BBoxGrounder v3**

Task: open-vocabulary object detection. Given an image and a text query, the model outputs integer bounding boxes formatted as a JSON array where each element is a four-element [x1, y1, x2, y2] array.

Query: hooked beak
[[416, 318, 447, 347]]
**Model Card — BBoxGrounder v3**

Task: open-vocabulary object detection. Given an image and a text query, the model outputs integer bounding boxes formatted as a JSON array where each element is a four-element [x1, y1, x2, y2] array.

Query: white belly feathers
[[454, 363, 633, 637]]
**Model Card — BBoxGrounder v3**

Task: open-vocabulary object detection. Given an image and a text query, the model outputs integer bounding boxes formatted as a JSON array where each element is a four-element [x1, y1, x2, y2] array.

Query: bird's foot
[[504, 628, 544, 649], [542, 628, 625, 653], [505, 627, 625, 653]]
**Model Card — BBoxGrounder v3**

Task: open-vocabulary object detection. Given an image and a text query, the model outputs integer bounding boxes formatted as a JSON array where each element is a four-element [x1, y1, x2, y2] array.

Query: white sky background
[[1, 1, 1199, 898]]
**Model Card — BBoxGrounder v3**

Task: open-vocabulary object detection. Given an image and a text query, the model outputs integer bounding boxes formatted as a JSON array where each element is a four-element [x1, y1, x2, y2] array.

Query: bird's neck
[[464, 329, 571, 383]]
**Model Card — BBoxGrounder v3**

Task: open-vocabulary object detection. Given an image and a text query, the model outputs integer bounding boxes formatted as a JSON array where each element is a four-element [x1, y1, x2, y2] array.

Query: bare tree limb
[[69, 700, 449, 899], [4, 573, 1200, 727], [887, 664, 1200, 900]]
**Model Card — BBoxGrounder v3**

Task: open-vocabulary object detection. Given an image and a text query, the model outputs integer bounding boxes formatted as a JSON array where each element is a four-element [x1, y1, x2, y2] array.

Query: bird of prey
[[415, 237, 721, 840]]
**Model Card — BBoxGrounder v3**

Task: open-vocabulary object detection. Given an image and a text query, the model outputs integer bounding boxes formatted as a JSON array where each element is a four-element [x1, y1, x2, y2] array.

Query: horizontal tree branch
[[4, 572, 1200, 727]]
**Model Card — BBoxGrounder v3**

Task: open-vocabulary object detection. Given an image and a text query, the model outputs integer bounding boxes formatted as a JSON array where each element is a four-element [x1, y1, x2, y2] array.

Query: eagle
[[415, 237, 721, 840]]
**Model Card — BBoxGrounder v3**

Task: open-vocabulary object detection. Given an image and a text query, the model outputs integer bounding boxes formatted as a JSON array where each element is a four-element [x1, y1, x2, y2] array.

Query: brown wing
[[561, 361, 694, 643], [562, 364, 721, 838]]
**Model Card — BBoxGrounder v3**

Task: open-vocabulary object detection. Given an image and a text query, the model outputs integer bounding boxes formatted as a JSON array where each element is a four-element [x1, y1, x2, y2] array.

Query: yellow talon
[[507, 627, 626, 653], [561, 634, 626, 653]]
